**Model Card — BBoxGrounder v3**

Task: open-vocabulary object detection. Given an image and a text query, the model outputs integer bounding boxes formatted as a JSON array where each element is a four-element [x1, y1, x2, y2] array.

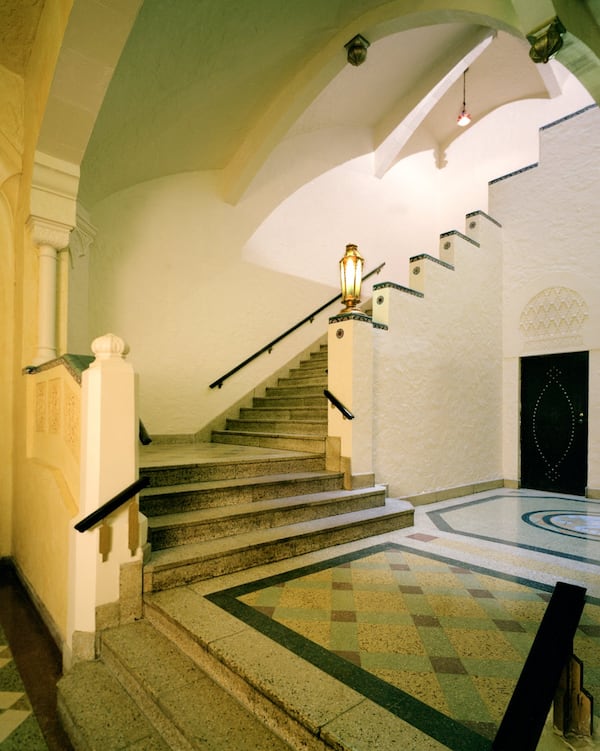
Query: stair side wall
[[372, 214, 503, 501], [491, 105, 600, 496]]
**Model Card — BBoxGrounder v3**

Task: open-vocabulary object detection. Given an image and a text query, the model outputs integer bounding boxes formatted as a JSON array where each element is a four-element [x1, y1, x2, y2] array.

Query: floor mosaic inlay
[[0, 623, 47, 751], [208, 542, 600, 751], [428, 494, 600, 565]]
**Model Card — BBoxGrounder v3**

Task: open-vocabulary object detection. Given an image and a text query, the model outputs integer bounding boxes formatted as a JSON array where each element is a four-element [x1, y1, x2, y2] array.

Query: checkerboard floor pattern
[[238, 544, 600, 742]]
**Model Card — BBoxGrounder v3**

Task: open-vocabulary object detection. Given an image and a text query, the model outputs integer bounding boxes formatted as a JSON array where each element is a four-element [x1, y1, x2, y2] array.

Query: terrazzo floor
[[0, 564, 73, 751], [200, 487, 600, 750], [2, 475, 600, 750]]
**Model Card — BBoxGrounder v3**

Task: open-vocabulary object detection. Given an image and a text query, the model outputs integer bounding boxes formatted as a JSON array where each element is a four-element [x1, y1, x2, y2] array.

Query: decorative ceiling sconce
[[527, 17, 566, 64], [457, 69, 471, 127], [345, 34, 370, 66], [339, 244, 364, 313]]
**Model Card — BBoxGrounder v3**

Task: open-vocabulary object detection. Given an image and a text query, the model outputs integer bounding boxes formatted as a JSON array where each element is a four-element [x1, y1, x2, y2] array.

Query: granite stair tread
[[225, 418, 327, 435], [252, 395, 325, 408], [144, 497, 414, 589], [57, 660, 172, 751], [58, 621, 293, 751], [239, 407, 327, 420], [146, 486, 387, 549], [265, 384, 325, 396], [147, 486, 379, 528], [211, 430, 326, 452], [141, 469, 342, 498]]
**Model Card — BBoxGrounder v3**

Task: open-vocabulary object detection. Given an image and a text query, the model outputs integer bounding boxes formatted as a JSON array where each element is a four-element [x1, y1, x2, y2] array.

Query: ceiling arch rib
[[373, 27, 495, 179], [221, 4, 523, 207]]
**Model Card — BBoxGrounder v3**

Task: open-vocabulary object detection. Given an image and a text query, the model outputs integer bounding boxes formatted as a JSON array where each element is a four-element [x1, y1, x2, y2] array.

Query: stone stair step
[[225, 418, 327, 436], [288, 364, 328, 378], [57, 660, 172, 751], [277, 374, 327, 387], [239, 406, 326, 420], [211, 430, 326, 452], [140, 470, 344, 516], [147, 486, 383, 549], [265, 384, 325, 397], [98, 620, 292, 751], [252, 395, 325, 409], [141, 452, 326, 488], [143, 498, 414, 591]]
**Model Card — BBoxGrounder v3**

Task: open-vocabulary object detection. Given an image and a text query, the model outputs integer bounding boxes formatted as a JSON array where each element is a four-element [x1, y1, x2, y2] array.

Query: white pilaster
[[327, 312, 374, 487]]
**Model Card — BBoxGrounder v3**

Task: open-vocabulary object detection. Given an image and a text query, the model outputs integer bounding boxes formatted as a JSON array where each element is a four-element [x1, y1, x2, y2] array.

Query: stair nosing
[[145, 499, 412, 572], [147, 486, 384, 529], [140, 470, 343, 498]]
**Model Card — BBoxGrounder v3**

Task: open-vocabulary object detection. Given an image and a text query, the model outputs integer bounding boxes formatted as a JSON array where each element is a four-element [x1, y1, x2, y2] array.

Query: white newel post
[[327, 312, 375, 489], [65, 333, 141, 668]]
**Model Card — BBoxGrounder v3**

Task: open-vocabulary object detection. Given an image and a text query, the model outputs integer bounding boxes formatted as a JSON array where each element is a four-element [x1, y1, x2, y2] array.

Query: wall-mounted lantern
[[339, 244, 364, 313]]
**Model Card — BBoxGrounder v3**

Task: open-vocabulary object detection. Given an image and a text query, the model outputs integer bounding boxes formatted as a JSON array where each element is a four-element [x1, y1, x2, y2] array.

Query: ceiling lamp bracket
[[345, 34, 370, 67], [527, 17, 566, 64]]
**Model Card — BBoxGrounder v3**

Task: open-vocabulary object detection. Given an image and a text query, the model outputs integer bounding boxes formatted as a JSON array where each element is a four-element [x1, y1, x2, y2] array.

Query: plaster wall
[[371, 215, 503, 500], [6, 0, 75, 644], [88, 171, 339, 436], [489, 105, 600, 494], [0, 195, 14, 557]]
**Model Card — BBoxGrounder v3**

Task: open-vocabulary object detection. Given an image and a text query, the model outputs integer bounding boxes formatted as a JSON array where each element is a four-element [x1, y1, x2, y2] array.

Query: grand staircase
[[58, 343, 415, 750], [141, 344, 413, 592]]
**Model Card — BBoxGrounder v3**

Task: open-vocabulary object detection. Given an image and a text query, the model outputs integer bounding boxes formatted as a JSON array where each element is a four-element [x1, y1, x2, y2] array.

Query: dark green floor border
[[428, 494, 600, 566], [206, 542, 598, 751]]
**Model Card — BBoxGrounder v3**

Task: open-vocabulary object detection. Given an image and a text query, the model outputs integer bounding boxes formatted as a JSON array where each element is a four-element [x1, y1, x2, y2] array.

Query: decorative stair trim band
[[329, 311, 387, 330], [489, 162, 538, 185], [466, 209, 502, 228], [439, 230, 480, 247], [409, 253, 454, 270], [373, 281, 424, 298]]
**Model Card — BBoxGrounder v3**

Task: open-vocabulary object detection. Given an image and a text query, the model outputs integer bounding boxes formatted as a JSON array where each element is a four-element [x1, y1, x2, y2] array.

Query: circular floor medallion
[[523, 510, 600, 540]]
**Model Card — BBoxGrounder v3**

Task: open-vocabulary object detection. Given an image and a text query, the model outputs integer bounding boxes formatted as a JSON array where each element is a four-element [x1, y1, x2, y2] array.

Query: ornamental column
[[27, 218, 72, 365], [27, 151, 79, 365]]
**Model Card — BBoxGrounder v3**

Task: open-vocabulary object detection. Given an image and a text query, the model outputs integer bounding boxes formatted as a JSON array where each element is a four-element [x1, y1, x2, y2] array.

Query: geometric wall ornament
[[520, 287, 588, 345], [48, 378, 61, 434], [35, 382, 47, 433], [64, 383, 80, 458]]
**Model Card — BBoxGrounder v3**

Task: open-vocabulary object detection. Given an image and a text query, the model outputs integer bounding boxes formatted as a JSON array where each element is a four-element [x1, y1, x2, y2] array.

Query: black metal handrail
[[324, 389, 354, 420], [209, 263, 385, 389], [492, 580, 587, 750], [74, 477, 149, 533]]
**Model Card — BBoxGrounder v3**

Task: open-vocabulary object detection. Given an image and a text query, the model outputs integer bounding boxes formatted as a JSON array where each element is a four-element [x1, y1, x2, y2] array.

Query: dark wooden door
[[520, 352, 589, 495]]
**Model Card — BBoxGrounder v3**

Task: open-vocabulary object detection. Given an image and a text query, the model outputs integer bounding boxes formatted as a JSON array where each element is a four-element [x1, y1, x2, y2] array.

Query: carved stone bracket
[[69, 204, 97, 258]]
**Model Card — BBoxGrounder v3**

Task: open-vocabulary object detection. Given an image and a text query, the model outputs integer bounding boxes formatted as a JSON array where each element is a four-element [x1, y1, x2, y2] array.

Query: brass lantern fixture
[[339, 244, 364, 313]]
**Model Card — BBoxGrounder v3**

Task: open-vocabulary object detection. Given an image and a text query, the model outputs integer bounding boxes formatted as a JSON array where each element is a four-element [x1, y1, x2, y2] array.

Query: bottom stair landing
[[58, 530, 431, 751]]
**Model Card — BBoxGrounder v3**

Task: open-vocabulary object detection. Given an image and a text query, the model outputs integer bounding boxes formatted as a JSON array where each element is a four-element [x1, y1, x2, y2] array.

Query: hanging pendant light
[[457, 69, 471, 127]]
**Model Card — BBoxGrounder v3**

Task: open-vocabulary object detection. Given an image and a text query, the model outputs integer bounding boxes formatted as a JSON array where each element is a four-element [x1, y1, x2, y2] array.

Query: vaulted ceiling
[[3, 1, 598, 209], [78, 1, 565, 208]]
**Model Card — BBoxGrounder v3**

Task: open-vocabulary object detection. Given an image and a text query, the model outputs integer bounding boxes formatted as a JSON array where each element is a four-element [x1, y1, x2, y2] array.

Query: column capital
[[27, 214, 73, 251]]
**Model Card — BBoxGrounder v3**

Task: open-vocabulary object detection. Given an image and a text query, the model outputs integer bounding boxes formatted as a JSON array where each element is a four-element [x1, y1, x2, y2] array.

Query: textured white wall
[[490, 105, 600, 494], [88, 172, 338, 435], [371, 216, 503, 500], [84, 79, 594, 444]]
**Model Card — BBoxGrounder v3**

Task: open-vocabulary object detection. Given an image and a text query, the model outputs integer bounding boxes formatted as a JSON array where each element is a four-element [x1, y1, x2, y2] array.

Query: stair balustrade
[[209, 262, 385, 389], [324, 389, 354, 419]]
